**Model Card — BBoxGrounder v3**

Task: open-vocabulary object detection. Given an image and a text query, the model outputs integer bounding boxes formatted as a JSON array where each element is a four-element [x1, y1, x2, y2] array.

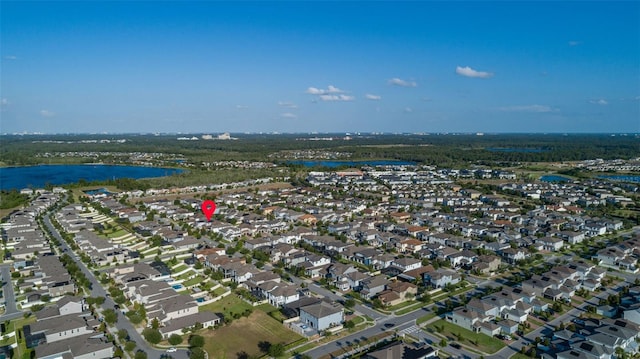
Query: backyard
[[201, 310, 303, 359]]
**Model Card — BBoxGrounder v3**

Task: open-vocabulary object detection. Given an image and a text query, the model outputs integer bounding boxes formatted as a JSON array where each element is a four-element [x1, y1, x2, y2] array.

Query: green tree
[[103, 309, 118, 325], [117, 329, 129, 341], [188, 334, 205, 348], [124, 341, 137, 352], [189, 347, 206, 359], [268, 343, 286, 357], [134, 350, 148, 359], [142, 328, 162, 344], [168, 334, 183, 346]]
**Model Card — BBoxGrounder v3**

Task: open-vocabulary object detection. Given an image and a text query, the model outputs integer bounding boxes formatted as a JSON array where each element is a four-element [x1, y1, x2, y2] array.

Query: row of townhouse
[[521, 263, 606, 301], [110, 262, 222, 339], [555, 318, 640, 359], [16, 255, 76, 303], [447, 286, 545, 337], [593, 237, 640, 272], [24, 295, 115, 359], [74, 230, 127, 265]]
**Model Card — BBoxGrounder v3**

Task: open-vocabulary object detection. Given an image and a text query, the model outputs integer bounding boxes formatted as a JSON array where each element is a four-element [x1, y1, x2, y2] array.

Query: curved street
[[43, 213, 190, 359]]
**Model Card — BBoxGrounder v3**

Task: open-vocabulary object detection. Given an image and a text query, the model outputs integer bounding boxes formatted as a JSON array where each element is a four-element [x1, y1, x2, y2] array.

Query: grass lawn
[[527, 317, 544, 328], [199, 295, 252, 319], [182, 276, 204, 287], [351, 315, 365, 326], [416, 312, 438, 325], [172, 264, 189, 273], [510, 353, 531, 359], [212, 287, 228, 296], [202, 310, 303, 359], [106, 229, 128, 238], [426, 319, 505, 354], [396, 302, 427, 315], [175, 272, 195, 281], [387, 299, 418, 312]]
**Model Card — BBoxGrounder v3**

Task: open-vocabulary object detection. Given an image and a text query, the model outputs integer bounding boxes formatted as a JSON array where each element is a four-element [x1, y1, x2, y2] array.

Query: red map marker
[[201, 200, 216, 221]]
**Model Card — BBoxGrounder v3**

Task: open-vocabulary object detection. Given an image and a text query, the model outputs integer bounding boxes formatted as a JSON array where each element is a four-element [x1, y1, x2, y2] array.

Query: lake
[[540, 175, 571, 182], [286, 160, 416, 168], [0, 164, 184, 190]]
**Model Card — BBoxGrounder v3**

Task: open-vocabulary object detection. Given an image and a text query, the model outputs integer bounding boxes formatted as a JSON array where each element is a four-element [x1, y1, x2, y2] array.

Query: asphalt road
[[43, 213, 189, 359], [303, 302, 436, 358], [0, 264, 24, 322]]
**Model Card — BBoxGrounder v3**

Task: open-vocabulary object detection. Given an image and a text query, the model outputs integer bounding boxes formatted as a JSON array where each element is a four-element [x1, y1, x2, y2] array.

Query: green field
[[202, 310, 303, 359], [199, 294, 252, 319], [426, 319, 505, 354], [416, 312, 438, 325]]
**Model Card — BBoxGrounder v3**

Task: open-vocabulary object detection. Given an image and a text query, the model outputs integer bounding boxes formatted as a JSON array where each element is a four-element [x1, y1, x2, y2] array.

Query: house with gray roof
[[35, 333, 114, 359], [299, 301, 344, 331], [159, 311, 222, 339]]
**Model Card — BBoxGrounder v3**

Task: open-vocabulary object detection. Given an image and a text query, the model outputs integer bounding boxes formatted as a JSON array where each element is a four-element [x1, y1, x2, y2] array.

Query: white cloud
[[388, 78, 417, 87], [235, 105, 249, 110], [589, 99, 608, 105], [404, 107, 413, 113], [365, 94, 381, 100], [568, 40, 582, 46], [3, 55, 17, 60], [456, 66, 494, 79], [281, 113, 297, 119], [306, 87, 324, 95], [1, 98, 8, 106], [306, 85, 343, 95], [278, 101, 297, 109], [319, 94, 354, 102], [498, 105, 558, 113], [40, 110, 55, 117]]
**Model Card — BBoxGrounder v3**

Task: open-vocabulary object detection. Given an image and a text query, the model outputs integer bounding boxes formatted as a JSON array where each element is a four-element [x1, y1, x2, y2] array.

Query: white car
[[166, 348, 177, 353]]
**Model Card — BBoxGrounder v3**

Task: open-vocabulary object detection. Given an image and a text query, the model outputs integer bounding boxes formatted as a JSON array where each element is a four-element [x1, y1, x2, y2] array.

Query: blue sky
[[1, 1, 639, 134]]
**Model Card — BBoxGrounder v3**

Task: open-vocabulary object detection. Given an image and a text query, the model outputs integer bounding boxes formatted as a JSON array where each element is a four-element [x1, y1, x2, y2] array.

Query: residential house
[[378, 281, 418, 307], [35, 334, 114, 359], [299, 301, 344, 331], [537, 236, 564, 252], [159, 312, 222, 339], [423, 269, 461, 289], [360, 275, 390, 300]]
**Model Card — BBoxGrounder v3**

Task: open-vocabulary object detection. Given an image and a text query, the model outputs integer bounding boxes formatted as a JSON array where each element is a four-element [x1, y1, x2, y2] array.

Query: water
[[540, 175, 571, 182], [286, 160, 416, 168], [597, 175, 640, 183], [84, 188, 114, 196], [0, 164, 184, 190]]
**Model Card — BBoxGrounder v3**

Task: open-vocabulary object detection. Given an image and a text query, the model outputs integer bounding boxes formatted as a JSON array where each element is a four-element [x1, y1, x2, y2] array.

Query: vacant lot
[[202, 310, 303, 359], [426, 319, 505, 354], [199, 294, 252, 319]]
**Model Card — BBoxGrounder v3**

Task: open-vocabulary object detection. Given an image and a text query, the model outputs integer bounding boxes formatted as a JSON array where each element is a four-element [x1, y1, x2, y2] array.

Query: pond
[[540, 175, 571, 182], [0, 164, 184, 190]]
